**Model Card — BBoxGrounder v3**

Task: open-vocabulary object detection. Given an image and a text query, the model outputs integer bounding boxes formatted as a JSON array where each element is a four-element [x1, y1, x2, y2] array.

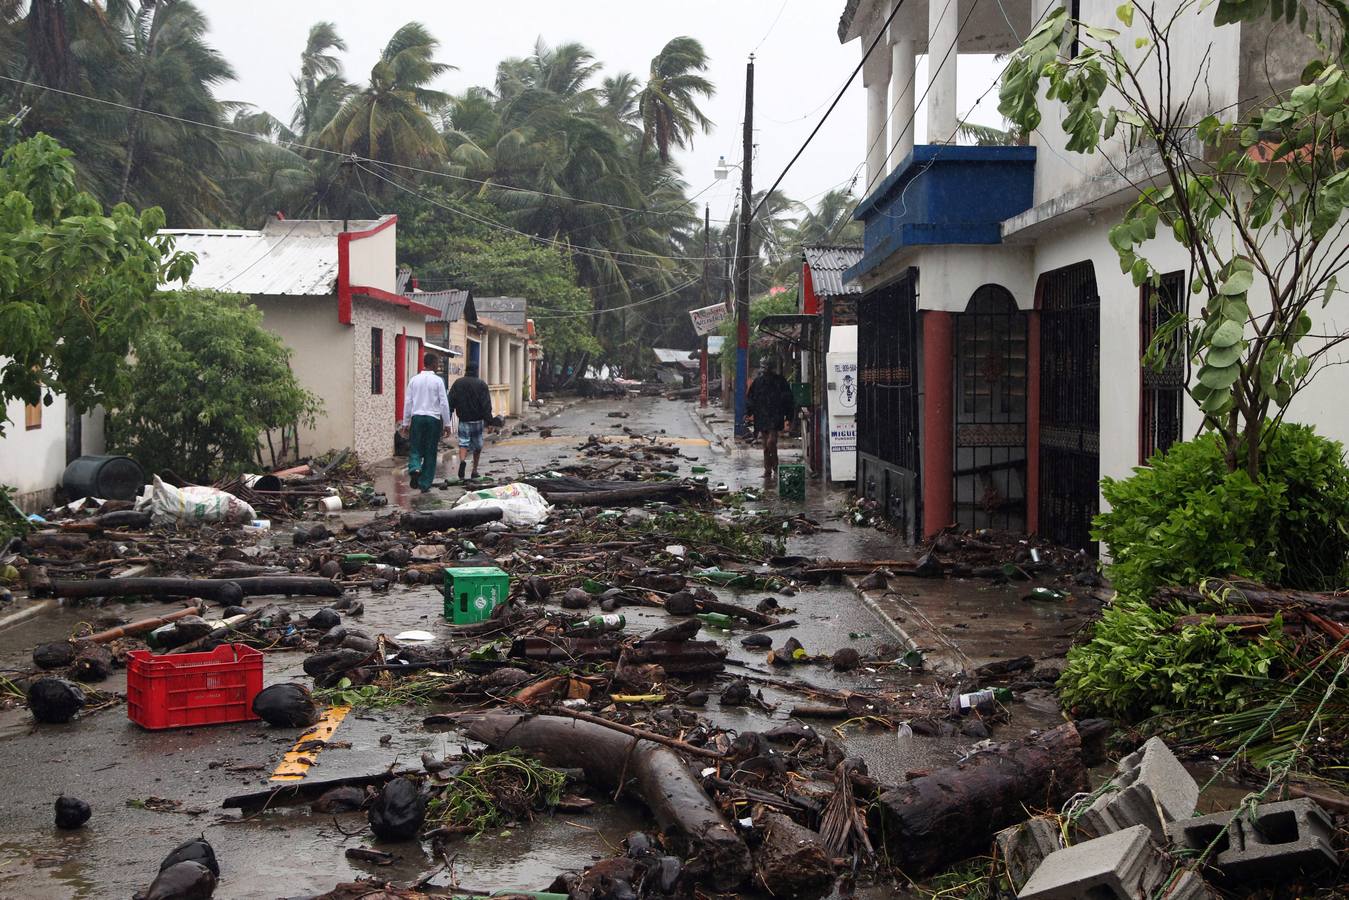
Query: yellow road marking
[[269, 705, 350, 782]]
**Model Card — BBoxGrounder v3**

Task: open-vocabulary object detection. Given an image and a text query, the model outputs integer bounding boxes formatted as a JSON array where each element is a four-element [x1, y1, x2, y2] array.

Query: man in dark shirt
[[448, 362, 494, 482], [746, 359, 796, 480]]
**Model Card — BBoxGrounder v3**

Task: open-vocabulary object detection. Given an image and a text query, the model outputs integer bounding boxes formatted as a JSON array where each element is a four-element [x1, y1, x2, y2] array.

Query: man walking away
[[400, 353, 452, 493], [747, 360, 795, 480], [448, 362, 493, 482]]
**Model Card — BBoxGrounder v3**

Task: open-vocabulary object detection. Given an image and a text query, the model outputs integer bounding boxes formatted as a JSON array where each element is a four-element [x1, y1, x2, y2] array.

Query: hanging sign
[[689, 303, 730, 336]]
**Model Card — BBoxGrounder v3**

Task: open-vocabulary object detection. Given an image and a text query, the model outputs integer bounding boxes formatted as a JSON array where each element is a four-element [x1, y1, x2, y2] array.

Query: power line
[[0, 72, 731, 223], [749, 0, 908, 221]]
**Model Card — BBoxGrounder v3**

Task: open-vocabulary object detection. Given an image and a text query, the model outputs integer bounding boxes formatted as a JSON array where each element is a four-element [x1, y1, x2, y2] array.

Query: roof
[[803, 244, 864, 297], [653, 348, 696, 365], [411, 289, 476, 324], [473, 297, 528, 328], [161, 217, 386, 296]]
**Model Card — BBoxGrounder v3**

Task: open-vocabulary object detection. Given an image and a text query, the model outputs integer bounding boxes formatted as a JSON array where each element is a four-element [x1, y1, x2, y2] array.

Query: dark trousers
[[408, 415, 441, 490]]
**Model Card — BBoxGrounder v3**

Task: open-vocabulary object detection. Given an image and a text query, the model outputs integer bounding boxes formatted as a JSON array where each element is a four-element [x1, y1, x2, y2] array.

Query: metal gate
[[954, 285, 1027, 531], [858, 270, 920, 539], [1140, 270, 1186, 462], [1038, 262, 1100, 551]]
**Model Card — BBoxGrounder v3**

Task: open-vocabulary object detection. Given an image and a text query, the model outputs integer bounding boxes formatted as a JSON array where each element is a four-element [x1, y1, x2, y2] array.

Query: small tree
[[108, 292, 320, 481], [0, 134, 194, 432], [999, 0, 1349, 477]]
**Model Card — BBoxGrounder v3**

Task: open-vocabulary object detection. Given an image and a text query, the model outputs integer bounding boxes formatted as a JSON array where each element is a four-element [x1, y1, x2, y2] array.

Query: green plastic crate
[[442, 566, 510, 623], [778, 463, 806, 501]]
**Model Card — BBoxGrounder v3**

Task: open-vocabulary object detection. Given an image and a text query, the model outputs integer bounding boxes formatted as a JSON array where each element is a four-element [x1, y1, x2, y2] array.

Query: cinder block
[[1161, 871, 1218, 899], [1078, 737, 1198, 841], [1018, 824, 1170, 899], [996, 816, 1062, 891], [1165, 797, 1336, 882]]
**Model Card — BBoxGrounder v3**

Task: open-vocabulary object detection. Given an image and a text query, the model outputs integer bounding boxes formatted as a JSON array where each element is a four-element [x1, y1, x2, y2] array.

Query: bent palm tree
[[320, 21, 452, 168], [638, 36, 714, 163], [292, 21, 352, 142]]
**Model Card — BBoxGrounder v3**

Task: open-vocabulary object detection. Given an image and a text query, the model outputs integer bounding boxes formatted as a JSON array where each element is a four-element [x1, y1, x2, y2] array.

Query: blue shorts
[[458, 420, 485, 451]]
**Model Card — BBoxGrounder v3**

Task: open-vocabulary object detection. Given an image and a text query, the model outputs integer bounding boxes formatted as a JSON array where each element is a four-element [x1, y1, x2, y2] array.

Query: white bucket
[[319, 496, 343, 513]]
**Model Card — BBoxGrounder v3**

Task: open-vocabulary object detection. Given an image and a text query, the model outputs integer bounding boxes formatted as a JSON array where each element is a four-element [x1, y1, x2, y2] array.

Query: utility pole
[[700, 204, 710, 408], [734, 56, 755, 438]]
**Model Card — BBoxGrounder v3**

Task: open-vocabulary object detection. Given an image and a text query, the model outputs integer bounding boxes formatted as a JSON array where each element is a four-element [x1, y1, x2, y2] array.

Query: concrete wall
[[910, 245, 1036, 312], [0, 397, 106, 511], [351, 299, 426, 463], [347, 222, 397, 292], [251, 295, 355, 460]]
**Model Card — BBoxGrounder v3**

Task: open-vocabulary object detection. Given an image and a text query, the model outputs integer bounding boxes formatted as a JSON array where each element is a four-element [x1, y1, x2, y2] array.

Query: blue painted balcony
[[846, 145, 1036, 282]]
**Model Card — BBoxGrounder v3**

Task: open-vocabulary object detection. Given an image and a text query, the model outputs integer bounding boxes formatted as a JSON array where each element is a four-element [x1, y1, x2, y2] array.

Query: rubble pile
[[1, 445, 1343, 899]]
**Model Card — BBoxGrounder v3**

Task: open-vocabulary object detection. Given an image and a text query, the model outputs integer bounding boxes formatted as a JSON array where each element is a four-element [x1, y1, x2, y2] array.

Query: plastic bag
[[139, 476, 257, 526], [368, 776, 426, 841], [452, 482, 552, 527], [252, 684, 321, 728]]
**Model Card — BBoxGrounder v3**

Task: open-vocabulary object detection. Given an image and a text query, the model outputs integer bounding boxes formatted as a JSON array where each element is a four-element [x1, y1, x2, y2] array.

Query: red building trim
[[394, 331, 407, 424], [921, 310, 954, 539], [1025, 278, 1044, 535], [802, 264, 820, 315], [351, 284, 439, 319], [335, 216, 399, 325]]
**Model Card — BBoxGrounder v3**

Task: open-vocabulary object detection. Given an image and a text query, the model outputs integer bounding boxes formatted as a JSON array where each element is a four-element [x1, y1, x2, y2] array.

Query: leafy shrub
[[107, 291, 319, 481], [1094, 424, 1349, 597], [1058, 597, 1283, 719]]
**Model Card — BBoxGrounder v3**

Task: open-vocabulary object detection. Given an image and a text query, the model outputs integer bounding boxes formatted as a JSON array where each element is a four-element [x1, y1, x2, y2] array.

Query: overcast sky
[[204, 0, 1004, 225]]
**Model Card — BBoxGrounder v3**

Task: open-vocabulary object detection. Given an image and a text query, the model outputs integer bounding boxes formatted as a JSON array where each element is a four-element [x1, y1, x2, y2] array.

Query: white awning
[[424, 342, 462, 357]]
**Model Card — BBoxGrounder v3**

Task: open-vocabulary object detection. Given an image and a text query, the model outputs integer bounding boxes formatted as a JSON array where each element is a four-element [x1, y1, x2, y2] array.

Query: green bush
[[1058, 597, 1283, 719], [1094, 424, 1349, 597], [108, 291, 320, 482]]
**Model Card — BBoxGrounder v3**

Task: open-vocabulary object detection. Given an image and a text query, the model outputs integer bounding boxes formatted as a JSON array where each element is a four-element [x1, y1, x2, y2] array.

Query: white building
[[162, 215, 437, 464], [837, 0, 1348, 546], [0, 395, 104, 512]]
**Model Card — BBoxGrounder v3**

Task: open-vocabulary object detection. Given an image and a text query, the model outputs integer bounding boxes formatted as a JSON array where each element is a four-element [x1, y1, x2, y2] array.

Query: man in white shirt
[[398, 353, 453, 493]]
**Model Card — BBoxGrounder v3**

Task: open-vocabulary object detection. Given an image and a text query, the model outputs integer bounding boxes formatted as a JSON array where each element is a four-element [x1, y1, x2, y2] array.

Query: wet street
[[0, 396, 1077, 899]]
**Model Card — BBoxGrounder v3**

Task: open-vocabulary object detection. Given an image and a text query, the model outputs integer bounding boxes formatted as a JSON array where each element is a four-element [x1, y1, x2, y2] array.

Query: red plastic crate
[[126, 643, 263, 730]]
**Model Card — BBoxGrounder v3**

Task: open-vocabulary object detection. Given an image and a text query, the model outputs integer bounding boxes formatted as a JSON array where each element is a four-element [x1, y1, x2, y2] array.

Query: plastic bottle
[[695, 612, 733, 628], [568, 613, 625, 633], [950, 687, 1014, 714]]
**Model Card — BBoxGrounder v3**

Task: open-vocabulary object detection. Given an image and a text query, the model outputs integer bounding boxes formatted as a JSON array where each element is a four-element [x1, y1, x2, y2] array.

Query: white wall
[[252, 295, 355, 460], [912, 244, 1036, 312], [0, 396, 104, 511], [346, 220, 397, 292], [1028, 0, 1243, 208]]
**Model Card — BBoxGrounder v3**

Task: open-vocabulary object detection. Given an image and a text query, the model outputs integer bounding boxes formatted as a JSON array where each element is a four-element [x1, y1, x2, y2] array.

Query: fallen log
[[21, 565, 52, 597], [869, 721, 1087, 876], [401, 507, 504, 533], [24, 533, 91, 552], [526, 479, 709, 507], [541, 706, 723, 760], [60, 510, 153, 532], [464, 712, 751, 890], [752, 806, 835, 899], [83, 604, 205, 643], [620, 640, 727, 676], [508, 636, 621, 664], [221, 770, 415, 811], [51, 577, 244, 606], [226, 576, 342, 598], [1156, 583, 1349, 622]]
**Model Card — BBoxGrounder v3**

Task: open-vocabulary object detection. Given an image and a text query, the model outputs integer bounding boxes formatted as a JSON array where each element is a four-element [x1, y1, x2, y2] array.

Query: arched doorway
[[953, 285, 1028, 531]]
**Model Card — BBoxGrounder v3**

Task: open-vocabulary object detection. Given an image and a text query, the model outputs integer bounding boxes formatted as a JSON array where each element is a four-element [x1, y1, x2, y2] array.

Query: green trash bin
[[442, 566, 510, 624], [777, 463, 806, 501]]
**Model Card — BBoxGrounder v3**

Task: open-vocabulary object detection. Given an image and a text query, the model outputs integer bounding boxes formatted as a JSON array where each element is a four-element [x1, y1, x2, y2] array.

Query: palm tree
[[794, 189, 862, 246], [320, 22, 452, 168], [291, 21, 352, 142], [638, 36, 714, 163]]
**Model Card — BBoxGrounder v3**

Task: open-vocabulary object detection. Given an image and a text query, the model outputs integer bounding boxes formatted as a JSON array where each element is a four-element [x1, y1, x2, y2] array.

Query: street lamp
[[714, 156, 731, 180]]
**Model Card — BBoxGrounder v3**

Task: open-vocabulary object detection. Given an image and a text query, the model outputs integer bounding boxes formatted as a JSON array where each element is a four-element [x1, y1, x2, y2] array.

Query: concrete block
[[1078, 737, 1198, 841], [1161, 871, 1218, 899], [1018, 824, 1170, 899], [1165, 797, 1336, 882], [996, 816, 1062, 891]]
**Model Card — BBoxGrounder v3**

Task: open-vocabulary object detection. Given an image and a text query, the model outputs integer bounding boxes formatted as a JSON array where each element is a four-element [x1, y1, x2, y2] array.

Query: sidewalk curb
[[0, 598, 57, 634], [848, 578, 970, 677]]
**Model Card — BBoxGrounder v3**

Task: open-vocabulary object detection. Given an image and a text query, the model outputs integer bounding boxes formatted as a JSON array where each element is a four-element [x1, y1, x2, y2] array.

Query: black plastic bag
[[33, 642, 77, 670], [306, 607, 341, 630], [141, 860, 216, 899], [159, 837, 220, 877], [54, 795, 91, 829], [27, 678, 85, 723], [367, 777, 426, 841], [251, 684, 320, 728]]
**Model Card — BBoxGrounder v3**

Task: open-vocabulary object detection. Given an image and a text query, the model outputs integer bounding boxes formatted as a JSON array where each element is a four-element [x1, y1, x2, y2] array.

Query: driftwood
[[752, 806, 835, 899], [619, 640, 727, 676], [60, 510, 153, 532], [508, 636, 621, 663], [525, 478, 709, 507], [221, 769, 415, 811], [21, 565, 52, 597], [464, 712, 752, 890], [24, 533, 91, 551], [541, 706, 723, 760], [49, 575, 340, 605], [869, 722, 1087, 876], [83, 604, 205, 643], [1156, 583, 1349, 622], [401, 508, 504, 533]]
